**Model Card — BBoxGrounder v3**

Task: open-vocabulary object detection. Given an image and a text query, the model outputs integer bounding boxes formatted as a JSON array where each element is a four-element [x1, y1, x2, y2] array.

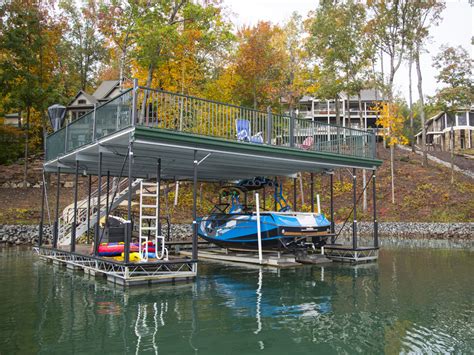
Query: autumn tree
[[375, 102, 408, 203], [233, 21, 285, 109], [0, 0, 64, 185]]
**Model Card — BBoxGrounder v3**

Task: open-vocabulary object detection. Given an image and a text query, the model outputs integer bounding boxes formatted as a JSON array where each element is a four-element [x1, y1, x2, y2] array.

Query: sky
[[222, 0, 473, 102]]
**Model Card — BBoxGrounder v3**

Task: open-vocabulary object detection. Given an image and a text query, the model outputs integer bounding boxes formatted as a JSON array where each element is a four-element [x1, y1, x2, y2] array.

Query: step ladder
[[139, 180, 168, 262]]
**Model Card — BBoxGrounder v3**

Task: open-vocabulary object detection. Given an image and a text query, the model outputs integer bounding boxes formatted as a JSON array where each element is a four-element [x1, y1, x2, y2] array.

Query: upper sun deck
[[44, 85, 382, 179]]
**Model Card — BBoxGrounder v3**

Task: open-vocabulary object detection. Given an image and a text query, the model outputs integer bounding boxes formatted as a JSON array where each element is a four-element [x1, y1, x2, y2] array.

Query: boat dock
[[37, 79, 382, 286]]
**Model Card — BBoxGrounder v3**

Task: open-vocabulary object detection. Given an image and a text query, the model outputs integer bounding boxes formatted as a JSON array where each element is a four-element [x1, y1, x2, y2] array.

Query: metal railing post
[[92, 103, 97, 141], [290, 110, 295, 147], [266, 106, 272, 145], [132, 78, 138, 126]]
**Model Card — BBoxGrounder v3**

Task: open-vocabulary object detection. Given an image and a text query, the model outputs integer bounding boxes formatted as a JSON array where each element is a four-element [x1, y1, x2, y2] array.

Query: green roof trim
[[134, 126, 383, 169]]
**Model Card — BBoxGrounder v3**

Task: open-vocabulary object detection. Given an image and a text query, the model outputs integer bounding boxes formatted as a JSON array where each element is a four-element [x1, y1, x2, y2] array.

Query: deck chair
[[298, 136, 314, 150], [236, 119, 263, 144]]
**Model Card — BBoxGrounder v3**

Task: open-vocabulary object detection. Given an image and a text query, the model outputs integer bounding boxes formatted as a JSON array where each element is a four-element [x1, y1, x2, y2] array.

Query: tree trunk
[[408, 56, 415, 152], [415, 49, 427, 166], [23, 106, 30, 188], [390, 144, 395, 204], [139, 64, 154, 123]]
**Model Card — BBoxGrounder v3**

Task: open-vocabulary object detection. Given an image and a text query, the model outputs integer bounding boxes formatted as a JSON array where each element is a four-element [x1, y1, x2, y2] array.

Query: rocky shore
[[1, 222, 472, 249]]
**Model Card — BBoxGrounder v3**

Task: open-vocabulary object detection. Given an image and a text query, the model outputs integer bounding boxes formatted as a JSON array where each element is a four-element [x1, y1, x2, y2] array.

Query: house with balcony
[[296, 89, 385, 131], [66, 80, 121, 123], [415, 109, 474, 151]]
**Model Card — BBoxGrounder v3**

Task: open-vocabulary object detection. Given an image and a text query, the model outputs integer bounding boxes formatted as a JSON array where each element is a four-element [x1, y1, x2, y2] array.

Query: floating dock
[[37, 79, 382, 286]]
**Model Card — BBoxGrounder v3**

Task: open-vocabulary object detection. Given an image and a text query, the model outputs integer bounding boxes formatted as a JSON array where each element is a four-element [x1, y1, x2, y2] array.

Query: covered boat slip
[[37, 81, 383, 286]]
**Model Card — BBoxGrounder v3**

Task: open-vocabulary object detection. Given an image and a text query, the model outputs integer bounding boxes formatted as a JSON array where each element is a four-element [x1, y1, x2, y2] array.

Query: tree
[[0, 0, 62, 185], [433, 45, 473, 183], [405, 0, 444, 165], [233, 21, 285, 109], [60, 0, 107, 91], [375, 102, 408, 203]]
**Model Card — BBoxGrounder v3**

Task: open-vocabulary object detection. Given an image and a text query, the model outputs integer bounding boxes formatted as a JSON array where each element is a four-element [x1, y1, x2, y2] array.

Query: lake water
[[0, 247, 472, 354]]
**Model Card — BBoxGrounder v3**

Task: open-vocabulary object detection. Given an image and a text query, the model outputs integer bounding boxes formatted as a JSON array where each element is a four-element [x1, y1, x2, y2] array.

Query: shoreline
[[1, 222, 472, 249]]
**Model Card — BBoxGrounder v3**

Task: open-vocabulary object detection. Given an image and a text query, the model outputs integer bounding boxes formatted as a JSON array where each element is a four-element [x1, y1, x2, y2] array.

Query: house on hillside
[[66, 80, 121, 122], [295, 89, 385, 131], [415, 109, 474, 151], [1, 113, 21, 128]]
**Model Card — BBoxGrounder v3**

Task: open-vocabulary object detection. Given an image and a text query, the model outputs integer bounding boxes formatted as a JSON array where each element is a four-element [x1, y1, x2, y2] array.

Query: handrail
[[45, 84, 377, 162]]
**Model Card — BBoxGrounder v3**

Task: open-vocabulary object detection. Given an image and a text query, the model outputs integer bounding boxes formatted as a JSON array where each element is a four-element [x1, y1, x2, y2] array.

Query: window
[[458, 112, 467, 126], [78, 99, 86, 104], [469, 112, 474, 126]]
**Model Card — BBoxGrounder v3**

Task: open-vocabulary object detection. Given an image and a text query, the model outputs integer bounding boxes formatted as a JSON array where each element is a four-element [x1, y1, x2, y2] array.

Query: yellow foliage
[[374, 102, 409, 146]]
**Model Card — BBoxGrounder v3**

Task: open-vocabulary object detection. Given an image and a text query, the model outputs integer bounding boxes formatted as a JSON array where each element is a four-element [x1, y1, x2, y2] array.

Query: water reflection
[[0, 247, 472, 354]]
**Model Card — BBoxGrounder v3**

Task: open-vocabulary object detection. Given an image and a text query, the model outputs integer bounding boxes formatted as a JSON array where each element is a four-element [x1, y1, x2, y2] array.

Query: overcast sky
[[222, 0, 473, 101]]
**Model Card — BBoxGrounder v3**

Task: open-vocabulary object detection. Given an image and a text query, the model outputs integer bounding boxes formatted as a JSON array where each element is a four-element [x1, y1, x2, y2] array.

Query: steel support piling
[[86, 175, 92, 244], [310, 173, 314, 213], [373, 172, 378, 248], [125, 144, 133, 264], [192, 150, 198, 261], [293, 177, 297, 211], [330, 172, 335, 244], [71, 160, 79, 253], [352, 168, 358, 250], [53, 167, 60, 249], [38, 172, 45, 247], [94, 153, 102, 256]]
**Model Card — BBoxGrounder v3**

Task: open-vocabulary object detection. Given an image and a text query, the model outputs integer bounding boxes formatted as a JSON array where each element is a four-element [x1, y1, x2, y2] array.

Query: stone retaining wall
[[1, 222, 472, 249]]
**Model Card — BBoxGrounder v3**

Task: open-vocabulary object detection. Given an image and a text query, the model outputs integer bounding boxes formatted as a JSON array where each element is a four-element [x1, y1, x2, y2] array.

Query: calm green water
[[0, 247, 472, 354]]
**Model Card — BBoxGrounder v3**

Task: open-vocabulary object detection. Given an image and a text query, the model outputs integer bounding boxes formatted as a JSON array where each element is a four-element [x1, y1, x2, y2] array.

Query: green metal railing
[[45, 85, 376, 161]]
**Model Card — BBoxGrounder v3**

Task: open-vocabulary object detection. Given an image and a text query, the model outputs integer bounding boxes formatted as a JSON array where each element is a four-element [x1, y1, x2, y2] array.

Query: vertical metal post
[[86, 174, 92, 244], [71, 160, 79, 252], [255, 192, 262, 263], [38, 172, 45, 247], [132, 78, 138, 126], [330, 172, 335, 243], [274, 177, 278, 211], [92, 104, 97, 141], [289, 110, 295, 147], [53, 167, 60, 249], [105, 171, 110, 218], [310, 173, 314, 213], [192, 150, 198, 261], [373, 171, 379, 248], [125, 145, 133, 263], [157, 158, 162, 235], [94, 152, 102, 256], [293, 177, 297, 211], [262, 187, 266, 211], [352, 168, 358, 250], [266, 106, 272, 145]]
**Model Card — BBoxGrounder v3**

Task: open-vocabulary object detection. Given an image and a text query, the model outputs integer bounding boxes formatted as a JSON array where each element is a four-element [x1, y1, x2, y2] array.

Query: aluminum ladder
[[139, 180, 168, 262]]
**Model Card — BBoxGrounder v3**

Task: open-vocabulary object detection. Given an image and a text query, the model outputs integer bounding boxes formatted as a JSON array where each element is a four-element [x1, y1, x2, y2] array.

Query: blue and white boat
[[197, 179, 331, 250]]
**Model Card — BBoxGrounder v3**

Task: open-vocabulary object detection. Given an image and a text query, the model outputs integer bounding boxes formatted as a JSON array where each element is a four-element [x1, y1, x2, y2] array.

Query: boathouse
[[36, 80, 383, 286]]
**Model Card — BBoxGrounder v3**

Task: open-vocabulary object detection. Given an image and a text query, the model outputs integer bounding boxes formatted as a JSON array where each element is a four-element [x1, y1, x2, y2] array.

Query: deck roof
[[44, 126, 382, 181]]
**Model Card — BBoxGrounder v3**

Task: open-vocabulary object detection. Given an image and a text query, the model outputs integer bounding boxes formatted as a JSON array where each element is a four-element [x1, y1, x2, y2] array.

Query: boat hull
[[197, 212, 331, 250]]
